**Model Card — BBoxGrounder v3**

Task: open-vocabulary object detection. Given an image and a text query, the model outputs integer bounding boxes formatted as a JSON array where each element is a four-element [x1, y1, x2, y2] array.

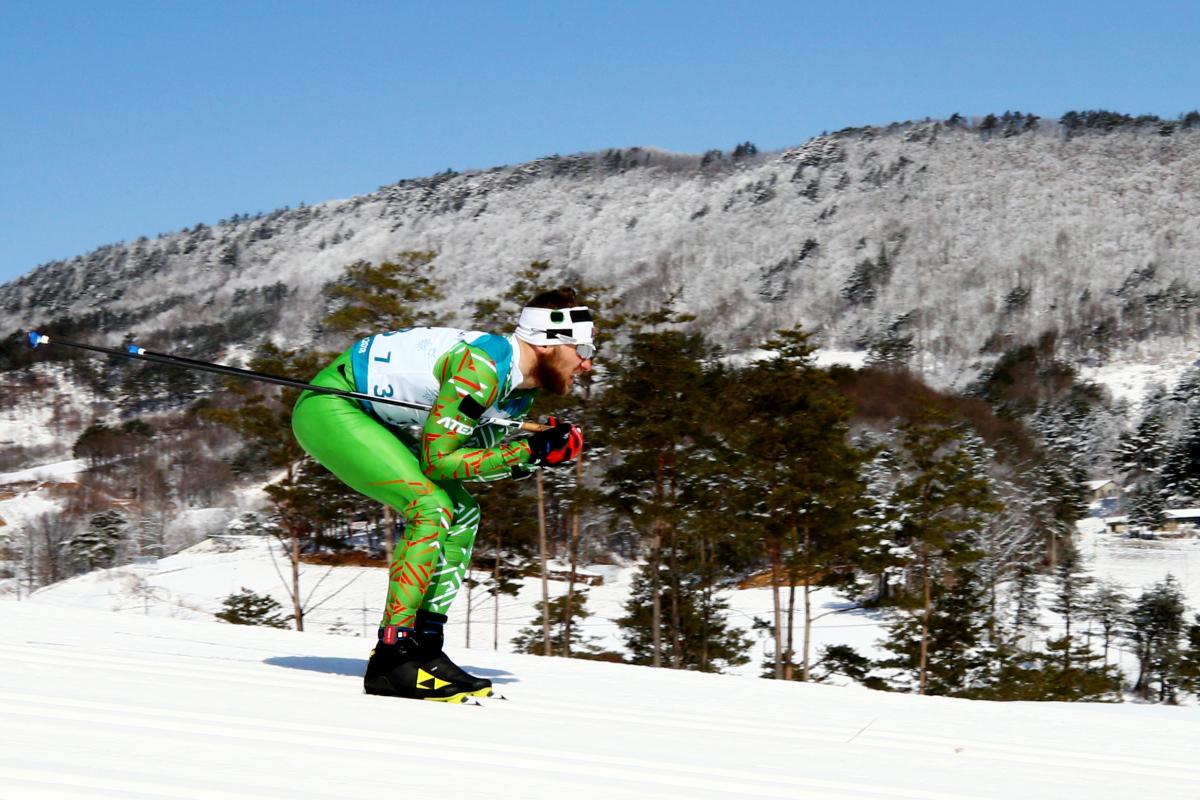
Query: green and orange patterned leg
[[419, 483, 480, 616], [378, 479, 455, 628], [291, 363, 455, 629]]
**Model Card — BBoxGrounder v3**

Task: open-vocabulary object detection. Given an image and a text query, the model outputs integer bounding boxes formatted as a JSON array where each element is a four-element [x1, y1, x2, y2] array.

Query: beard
[[534, 354, 572, 396]]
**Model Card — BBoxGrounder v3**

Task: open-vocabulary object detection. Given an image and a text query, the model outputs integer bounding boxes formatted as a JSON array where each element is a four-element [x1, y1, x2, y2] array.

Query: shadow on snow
[[264, 655, 518, 683]]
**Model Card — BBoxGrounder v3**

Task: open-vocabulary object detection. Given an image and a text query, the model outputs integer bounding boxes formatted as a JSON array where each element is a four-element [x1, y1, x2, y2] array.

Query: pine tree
[[1160, 404, 1200, 505], [617, 559, 751, 672], [1177, 614, 1200, 698], [1118, 403, 1169, 529], [68, 509, 128, 572], [1125, 481, 1166, 532], [598, 304, 719, 669], [877, 565, 997, 696], [853, 441, 905, 605], [1030, 634, 1121, 701], [873, 413, 1000, 694], [1047, 546, 1094, 666], [1126, 575, 1187, 702], [320, 251, 444, 342], [1009, 561, 1045, 648], [1024, 550, 1123, 700], [216, 587, 292, 628], [1085, 579, 1129, 667], [723, 327, 869, 680], [808, 644, 885, 688], [1024, 452, 1087, 567], [511, 590, 613, 659], [469, 260, 555, 330]]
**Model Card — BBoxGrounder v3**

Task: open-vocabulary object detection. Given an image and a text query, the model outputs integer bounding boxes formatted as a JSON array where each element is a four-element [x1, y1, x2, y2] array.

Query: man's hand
[[527, 418, 583, 466]]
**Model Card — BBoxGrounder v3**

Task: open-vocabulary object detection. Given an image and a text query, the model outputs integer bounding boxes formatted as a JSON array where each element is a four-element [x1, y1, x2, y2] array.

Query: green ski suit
[[292, 327, 535, 629]]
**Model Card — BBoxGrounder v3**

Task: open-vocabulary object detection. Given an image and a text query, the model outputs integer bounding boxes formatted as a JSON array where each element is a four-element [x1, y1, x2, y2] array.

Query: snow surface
[[1077, 353, 1200, 409], [12, 534, 886, 676], [6, 522, 1200, 798], [1079, 517, 1200, 605], [4, 598, 1200, 800], [15, 517, 1200, 683], [0, 459, 86, 486]]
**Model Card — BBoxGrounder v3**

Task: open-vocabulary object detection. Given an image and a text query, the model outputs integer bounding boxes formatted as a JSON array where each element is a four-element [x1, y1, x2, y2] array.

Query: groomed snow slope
[[2, 600, 1200, 799]]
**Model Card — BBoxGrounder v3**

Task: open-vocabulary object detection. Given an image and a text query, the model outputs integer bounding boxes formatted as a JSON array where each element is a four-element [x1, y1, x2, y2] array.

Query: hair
[[525, 287, 579, 309]]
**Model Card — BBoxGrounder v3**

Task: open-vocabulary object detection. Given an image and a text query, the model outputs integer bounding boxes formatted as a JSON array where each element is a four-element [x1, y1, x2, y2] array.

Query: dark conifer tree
[[1030, 634, 1122, 701], [320, 251, 444, 341], [877, 564, 997, 696], [1160, 404, 1200, 505], [68, 509, 128, 572], [216, 587, 292, 628], [722, 327, 869, 680], [1177, 614, 1200, 698], [618, 561, 751, 673], [871, 414, 999, 694], [512, 590, 612, 659], [1126, 575, 1187, 703], [1118, 402, 1169, 528], [1009, 561, 1045, 648], [1085, 579, 1130, 667], [1047, 546, 1094, 667], [600, 303, 747, 670]]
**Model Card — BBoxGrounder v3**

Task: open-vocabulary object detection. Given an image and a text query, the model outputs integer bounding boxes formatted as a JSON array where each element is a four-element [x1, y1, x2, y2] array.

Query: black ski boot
[[413, 610, 493, 696], [363, 626, 490, 703]]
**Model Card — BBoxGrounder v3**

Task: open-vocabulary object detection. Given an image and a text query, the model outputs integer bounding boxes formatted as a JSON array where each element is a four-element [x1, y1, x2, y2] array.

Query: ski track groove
[[6, 638, 1200, 785], [0, 765, 282, 800], [0, 641, 912, 750], [0, 641, 352, 694], [0, 691, 978, 800], [473, 694, 1200, 782], [5, 636, 1200, 795]]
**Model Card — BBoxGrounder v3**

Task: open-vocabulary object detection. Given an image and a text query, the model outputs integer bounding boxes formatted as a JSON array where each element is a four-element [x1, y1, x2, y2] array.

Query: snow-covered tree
[[873, 417, 1000, 694], [67, 509, 128, 572], [1126, 575, 1188, 703]]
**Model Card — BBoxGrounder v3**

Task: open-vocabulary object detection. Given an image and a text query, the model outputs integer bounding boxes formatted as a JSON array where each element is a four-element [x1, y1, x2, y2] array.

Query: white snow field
[[2, 598, 1200, 800]]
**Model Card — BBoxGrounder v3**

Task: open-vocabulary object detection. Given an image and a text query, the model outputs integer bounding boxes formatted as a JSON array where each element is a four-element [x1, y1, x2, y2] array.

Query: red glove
[[528, 417, 583, 466]]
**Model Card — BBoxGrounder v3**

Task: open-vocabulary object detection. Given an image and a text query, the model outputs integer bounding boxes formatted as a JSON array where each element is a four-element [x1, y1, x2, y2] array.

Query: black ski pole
[[24, 331, 548, 432]]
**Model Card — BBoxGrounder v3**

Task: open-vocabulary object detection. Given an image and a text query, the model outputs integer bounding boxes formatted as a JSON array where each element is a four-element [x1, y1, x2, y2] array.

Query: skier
[[291, 287, 594, 702]]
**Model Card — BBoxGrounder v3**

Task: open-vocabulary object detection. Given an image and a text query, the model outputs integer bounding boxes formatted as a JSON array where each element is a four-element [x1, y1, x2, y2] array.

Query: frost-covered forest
[[3, 111, 1200, 386], [4, 111, 1200, 704]]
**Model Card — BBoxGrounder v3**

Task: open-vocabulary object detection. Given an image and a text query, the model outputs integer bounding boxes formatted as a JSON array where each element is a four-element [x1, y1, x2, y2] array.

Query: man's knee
[[405, 487, 455, 532]]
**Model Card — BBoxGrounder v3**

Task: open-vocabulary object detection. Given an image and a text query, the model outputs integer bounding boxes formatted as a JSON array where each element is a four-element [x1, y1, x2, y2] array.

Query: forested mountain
[[5, 111, 1200, 703], [4, 110, 1200, 386]]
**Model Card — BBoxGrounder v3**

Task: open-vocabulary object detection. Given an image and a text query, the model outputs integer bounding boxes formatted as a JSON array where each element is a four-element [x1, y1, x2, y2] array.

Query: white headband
[[514, 306, 594, 346]]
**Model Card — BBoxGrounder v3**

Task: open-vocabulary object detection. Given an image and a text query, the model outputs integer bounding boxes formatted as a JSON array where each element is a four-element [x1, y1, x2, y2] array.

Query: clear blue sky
[[2, 0, 1198, 284]]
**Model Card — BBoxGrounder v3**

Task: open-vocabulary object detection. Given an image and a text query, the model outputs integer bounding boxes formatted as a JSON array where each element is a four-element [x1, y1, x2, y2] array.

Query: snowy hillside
[[4, 118, 1200, 390], [3, 596, 1200, 799], [16, 534, 855, 675], [16, 515, 1200, 684], [8, 495, 1200, 798]]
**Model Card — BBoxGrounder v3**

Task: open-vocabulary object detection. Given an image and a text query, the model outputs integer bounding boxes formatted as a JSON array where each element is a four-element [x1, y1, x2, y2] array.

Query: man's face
[[535, 343, 594, 396]]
